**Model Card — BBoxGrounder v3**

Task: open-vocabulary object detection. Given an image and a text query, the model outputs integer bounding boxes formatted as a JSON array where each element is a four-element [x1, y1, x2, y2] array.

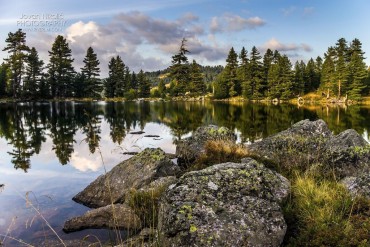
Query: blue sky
[[0, 0, 369, 76]]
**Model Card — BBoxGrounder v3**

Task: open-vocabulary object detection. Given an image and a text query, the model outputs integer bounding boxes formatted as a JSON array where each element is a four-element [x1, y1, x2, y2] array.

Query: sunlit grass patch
[[189, 140, 249, 171], [284, 173, 370, 246]]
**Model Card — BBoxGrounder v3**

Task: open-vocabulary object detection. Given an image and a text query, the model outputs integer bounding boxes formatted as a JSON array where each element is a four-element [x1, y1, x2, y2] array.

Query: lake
[[0, 101, 370, 246]]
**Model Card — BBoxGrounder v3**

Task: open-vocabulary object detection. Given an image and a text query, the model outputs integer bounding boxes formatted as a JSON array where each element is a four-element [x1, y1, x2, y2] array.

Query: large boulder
[[323, 129, 370, 178], [248, 119, 332, 170], [63, 203, 141, 233], [73, 148, 180, 208], [248, 119, 370, 178], [158, 158, 290, 247], [176, 125, 236, 167]]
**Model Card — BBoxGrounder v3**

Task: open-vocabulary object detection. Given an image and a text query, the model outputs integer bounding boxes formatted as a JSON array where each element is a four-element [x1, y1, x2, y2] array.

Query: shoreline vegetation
[[1, 93, 370, 105], [1, 29, 370, 105]]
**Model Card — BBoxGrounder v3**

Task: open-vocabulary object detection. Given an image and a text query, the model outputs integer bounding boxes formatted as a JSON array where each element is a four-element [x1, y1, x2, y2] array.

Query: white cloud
[[210, 13, 266, 33], [281, 6, 296, 16], [260, 38, 312, 53]]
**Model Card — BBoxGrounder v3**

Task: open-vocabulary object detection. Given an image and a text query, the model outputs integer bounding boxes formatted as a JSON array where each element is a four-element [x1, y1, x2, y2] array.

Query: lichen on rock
[[158, 158, 290, 247]]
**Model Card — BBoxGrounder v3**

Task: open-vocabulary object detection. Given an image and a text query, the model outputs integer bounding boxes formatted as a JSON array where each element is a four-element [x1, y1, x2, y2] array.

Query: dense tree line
[[1, 29, 369, 101], [214, 38, 370, 100], [0, 29, 152, 100]]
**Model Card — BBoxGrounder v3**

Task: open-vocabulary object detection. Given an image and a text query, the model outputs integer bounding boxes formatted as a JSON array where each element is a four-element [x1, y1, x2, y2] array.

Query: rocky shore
[[62, 121, 370, 246]]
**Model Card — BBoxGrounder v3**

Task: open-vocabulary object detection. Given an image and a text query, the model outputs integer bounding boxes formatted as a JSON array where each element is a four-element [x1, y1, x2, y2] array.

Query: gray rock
[[176, 125, 236, 167], [116, 228, 157, 247], [248, 119, 370, 178], [324, 129, 370, 177], [342, 170, 370, 198], [73, 148, 180, 208], [158, 158, 290, 247], [248, 119, 332, 170], [38, 239, 101, 247], [63, 203, 141, 233]]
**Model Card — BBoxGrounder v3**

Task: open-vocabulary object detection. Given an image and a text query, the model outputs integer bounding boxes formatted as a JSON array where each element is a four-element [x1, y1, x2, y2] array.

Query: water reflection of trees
[[0, 101, 370, 172]]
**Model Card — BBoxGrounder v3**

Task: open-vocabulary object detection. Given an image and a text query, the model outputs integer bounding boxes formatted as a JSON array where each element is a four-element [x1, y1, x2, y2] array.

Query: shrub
[[124, 89, 138, 101]]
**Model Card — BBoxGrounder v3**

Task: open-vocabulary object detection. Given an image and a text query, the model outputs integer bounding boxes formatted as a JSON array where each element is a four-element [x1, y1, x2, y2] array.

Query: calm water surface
[[0, 101, 370, 246]]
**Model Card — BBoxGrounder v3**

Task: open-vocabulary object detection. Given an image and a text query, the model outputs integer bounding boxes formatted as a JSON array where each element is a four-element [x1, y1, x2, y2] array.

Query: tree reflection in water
[[0, 101, 369, 172]]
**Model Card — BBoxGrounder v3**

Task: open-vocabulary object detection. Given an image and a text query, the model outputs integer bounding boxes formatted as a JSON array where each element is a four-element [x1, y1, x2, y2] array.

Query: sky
[[0, 0, 369, 76]]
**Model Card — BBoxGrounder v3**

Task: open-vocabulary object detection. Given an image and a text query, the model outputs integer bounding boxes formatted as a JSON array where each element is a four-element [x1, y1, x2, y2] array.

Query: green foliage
[[137, 69, 151, 98], [2, 29, 30, 98], [81, 47, 102, 98], [244, 46, 264, 99], [124, 88, 137, 100], [189, 60, 206, 95], [0, 63, 9, 97], [169, 38, 190, 95], [23, 47, 44, 99], [157, 79, 166, 98], [47, 35, 75, 98]]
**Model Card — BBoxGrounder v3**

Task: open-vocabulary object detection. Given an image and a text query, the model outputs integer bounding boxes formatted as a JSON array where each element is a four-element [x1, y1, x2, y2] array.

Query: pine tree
[[334, 38, 349, 98], [157, 79, 166, 98], [104, 57, 116, 98], [81, 47, 101, 98], [305, 58, 316, 93], [190, 60, 206, 95], [131, 71, 137, 91], [347, 39, 368, 100], [137, 69, 151, 98], [0, 63, 9, 97], [238, 47, 249, 94], [262, 49, 274, 94], [2, 29, 30, 98], [279, 55, 294, 99], [225, 47, 239, 97], [73, 73, 86, 98], [23, 47, 44, 99], [114, 56, 126, 97], [244, 46, 264, 99], [169, 38, 190, 95], [47, 35, 75, 98], [321, 47, 336, 97], [294, 61, 305, 95]]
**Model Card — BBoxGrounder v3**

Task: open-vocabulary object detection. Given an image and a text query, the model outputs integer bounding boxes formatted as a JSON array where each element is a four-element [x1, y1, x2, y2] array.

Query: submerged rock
[[63, 203, 141, 233], [73, 148, 180, 208], [158, 158, 290, 247], [176, 125, 236, 167]]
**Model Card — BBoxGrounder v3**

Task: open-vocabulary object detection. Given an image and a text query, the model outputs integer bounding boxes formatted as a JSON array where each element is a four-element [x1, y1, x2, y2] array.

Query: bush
[[124, 89, 137, 100]]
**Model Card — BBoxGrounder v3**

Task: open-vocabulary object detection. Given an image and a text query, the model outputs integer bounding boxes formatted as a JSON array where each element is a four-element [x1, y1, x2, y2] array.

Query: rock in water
[[63, 203, 141, 232], [73, 148, 180, 208], [176, 125, 236, 167], [158, 158, 290, 247]]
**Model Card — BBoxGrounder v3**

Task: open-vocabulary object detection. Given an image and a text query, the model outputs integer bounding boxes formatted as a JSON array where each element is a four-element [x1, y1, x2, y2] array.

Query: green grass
[[283, 171, 370, 246]]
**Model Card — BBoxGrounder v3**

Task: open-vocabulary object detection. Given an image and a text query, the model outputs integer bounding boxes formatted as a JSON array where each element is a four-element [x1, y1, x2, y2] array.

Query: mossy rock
[[158, 158, 290, 247]]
